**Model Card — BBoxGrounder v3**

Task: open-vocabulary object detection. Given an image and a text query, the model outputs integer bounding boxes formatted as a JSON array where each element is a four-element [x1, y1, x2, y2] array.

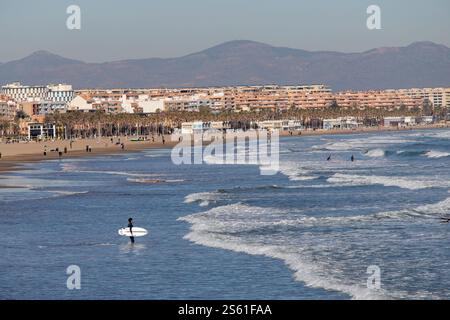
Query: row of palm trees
[[0, 104, 447, 139]]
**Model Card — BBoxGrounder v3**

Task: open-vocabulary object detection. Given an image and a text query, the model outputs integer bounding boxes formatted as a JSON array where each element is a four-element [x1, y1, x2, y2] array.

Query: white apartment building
[[1, 82, 74, 103], [1, 82, 47, 102], [46, 84, 75, 103]]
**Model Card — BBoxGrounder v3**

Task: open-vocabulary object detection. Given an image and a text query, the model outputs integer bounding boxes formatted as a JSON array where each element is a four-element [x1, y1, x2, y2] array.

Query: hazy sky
[[0, 0, 449, 62]]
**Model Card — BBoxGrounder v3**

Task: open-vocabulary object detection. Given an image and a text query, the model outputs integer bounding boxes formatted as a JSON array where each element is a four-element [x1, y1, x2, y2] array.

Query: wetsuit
[[128, 222, 135, 243]]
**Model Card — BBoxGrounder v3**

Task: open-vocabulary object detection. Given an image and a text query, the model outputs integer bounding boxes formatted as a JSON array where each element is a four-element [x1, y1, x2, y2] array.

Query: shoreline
[[0, 123, 448, 175], [0, 137, 178, 175]]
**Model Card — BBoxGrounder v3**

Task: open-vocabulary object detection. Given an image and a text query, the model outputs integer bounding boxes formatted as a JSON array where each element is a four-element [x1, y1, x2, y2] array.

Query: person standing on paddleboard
[[128, 218, 135, 244]]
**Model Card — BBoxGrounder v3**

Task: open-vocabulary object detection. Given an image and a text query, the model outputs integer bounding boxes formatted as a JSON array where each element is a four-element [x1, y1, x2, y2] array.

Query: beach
[[0, 136, 178, 174], [1, 123, 448, 175]]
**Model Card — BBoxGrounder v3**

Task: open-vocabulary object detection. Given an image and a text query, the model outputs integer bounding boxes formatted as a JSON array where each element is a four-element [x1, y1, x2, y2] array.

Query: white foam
[[425, 150, 450, 159], [317, 137, 413, 152], [184, 191, 224, 207], [126, 178, 184, 184], [327, 173, 449, 190], [278, 161, 316, 181], [365, 149, 386, 158], [178, 203, 408, 299], [52, 190, 89, 196], [61, 164, 160, 178]]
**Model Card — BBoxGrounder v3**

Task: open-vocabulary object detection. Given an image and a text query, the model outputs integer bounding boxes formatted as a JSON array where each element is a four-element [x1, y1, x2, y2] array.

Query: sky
[[0, 0, 449, 63]]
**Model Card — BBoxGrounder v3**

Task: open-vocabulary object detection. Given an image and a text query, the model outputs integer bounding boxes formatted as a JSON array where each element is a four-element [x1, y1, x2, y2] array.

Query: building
[[141, 99, 165, 113], [1, 82, 47, 102], [1, 82, 74, 103], [323, 117, 359, 130], [46, 84, 75, 103], [0, 95, 16, 119], [181, 121, 211, 134], [398, 87, 450, 108], [32, 101, 68, 115], [67, 95, 94, 112], [28, 123, 56, 140]]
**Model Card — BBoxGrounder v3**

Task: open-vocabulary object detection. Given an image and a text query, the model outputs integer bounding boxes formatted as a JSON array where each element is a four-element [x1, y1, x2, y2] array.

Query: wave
[[327, 173, 449, 190], [278, 161, 316, 181], [364, 149, 386, 158], [61, 164, 161, 178], [178, 203, 425, 299], [184, 191, 224, 207], [127, 178, 184, 184], [316, 137, 414, 152], [425, 150, 450, 159], [179, 196, 450, 299], [52, 190, 89, 196]]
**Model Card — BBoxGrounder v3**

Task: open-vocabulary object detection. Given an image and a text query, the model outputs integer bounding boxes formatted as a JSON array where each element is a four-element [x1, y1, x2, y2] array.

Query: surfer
[[351, 155, 355, 162], [128, 217, 135, 243], [327, 154, 331, 161]]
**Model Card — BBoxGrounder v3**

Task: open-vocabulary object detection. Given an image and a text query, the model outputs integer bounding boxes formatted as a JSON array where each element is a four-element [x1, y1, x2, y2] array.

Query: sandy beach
[[0, 136, 178, 174], [0, 123, 448, 175]]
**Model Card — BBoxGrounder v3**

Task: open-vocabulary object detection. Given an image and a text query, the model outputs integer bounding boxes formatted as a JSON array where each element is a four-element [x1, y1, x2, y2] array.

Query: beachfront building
[[1, 82, 74, 103], [323, 117, 359, 130], [383, 116, 431, 127], [257, 120, 284, 131], [181, 121, 212, 134], [384, 117, 407, 127], [281, 120, 304, 131], [58, 85, 450, 115], [27, 123, 56, 140], [398, 87, 450, 108], [445, 88, 450, 108], [333, 90, 423, 110], [229, 85, 333, 111]]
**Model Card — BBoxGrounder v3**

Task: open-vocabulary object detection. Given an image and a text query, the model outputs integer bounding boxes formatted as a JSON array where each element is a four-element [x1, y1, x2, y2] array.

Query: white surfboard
[[118, 227, 148, 237]]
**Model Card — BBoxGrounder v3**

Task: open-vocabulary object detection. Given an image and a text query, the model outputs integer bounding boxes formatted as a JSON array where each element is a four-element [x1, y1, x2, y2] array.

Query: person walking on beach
[[128, 217, 135, 244]]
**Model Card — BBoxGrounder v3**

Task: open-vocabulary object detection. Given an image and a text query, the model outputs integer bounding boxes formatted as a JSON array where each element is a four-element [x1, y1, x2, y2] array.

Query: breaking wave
[[425, 150, 450, 159], [178, 202, 445, 299], [327, 173, 449, 190]]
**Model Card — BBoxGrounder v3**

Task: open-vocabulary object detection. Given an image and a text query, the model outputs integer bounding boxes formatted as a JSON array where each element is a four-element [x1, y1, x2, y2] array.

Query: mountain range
[[0, 40, 449, 91]]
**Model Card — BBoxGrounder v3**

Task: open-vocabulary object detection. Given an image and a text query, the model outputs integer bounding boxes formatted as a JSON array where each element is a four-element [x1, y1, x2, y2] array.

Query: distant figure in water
[[351, 155, 355, 162], [441, 217, 450, 223], [327, 154, 331, 161], [128, 217, 135, 244]]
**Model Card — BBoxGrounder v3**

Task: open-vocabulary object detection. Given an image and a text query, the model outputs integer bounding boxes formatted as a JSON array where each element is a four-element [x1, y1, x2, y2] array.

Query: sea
[[1, 128, 449, 299]]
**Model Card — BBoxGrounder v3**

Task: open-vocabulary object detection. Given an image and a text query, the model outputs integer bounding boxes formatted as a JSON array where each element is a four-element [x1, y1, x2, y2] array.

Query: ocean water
[[0, 129, 449, 299]]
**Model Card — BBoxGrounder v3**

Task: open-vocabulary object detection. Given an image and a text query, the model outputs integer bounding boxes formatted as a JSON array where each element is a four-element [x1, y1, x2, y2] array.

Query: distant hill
[[1, 40, 449, 91]]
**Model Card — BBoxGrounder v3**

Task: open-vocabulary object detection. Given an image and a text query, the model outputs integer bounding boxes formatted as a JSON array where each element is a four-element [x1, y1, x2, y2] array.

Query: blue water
[[1, 129, 449, 299]]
